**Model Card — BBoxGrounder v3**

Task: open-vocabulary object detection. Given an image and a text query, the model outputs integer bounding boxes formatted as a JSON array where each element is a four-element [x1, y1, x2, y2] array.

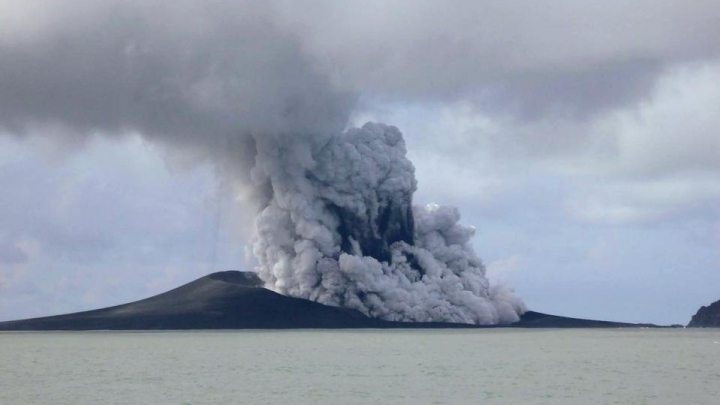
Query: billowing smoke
[[0, 1, 526, 324], [252, 123, 525, 324]]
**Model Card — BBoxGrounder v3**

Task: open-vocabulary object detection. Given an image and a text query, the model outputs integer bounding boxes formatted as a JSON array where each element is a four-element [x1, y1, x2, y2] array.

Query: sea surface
[[1, 329, 719, 404]]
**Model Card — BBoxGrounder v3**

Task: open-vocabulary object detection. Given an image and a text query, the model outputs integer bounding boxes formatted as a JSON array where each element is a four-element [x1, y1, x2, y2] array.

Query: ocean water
[[1, 329, 719, 404]]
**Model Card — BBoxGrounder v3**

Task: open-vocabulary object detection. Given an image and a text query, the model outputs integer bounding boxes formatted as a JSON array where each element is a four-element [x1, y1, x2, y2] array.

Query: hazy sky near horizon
[[1, 1, 719, 324]]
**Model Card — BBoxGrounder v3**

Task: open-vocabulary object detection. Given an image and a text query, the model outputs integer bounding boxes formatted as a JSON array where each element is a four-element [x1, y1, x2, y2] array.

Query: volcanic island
[[0, 271, 663, 331]]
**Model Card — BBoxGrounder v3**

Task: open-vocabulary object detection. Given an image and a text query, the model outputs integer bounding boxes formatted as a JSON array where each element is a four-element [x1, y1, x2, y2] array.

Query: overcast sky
[[1, 1, 719, 324]]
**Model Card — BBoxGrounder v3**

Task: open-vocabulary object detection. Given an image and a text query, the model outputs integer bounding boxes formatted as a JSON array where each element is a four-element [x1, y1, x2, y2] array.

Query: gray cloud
[[362, 58, 720, 227], [278, 1, 720, 117], [4, 1, 720, 142], [0, 0, 355, 185]]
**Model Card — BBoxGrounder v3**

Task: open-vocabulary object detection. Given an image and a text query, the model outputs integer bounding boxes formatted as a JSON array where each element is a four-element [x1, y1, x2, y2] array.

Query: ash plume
[[252, 123, 525, 324], [0, 0, 526, 324]]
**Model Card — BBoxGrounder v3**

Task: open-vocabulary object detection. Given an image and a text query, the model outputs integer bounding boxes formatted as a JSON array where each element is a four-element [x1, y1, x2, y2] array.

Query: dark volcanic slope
[[0, 271, 391, 330], [511, 310, 652, 328], [0, 271, 658, 330], [687, 299, 720, 327]]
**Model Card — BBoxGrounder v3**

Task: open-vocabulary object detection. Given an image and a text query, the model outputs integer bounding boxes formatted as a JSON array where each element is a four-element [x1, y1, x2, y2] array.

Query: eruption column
[[252, 122, 526, 325]]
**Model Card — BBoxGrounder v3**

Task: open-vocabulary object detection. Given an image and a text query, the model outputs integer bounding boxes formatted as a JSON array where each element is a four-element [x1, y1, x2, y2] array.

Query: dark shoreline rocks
[[0, 271, 662, 331], [687, 299, 720, 328]]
